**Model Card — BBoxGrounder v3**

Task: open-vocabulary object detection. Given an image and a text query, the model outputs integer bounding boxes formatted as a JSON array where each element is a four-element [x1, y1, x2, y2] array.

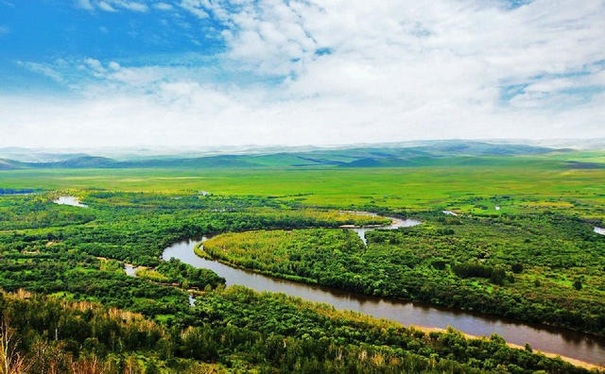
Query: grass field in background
[[0, 155, 604, 217]]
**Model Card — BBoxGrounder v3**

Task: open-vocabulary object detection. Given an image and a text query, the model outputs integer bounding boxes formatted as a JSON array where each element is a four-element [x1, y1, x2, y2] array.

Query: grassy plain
[[1, 157, 604, 218]]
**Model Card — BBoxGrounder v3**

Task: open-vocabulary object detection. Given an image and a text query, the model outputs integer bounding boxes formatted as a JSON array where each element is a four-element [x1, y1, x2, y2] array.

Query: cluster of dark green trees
[[0, 191, 603, 372], [1, 287, 593, 373], [203, 212, 605, 336], [0, 192, 385, 266], [156, 258, 225, 289]]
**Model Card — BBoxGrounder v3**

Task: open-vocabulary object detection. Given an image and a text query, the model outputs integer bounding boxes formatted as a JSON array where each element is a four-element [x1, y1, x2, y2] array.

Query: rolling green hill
[[0, 140, 568, 170]]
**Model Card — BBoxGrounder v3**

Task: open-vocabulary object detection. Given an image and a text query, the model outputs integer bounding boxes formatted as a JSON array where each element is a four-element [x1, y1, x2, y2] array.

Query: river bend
[[163, 236, 605, 366]]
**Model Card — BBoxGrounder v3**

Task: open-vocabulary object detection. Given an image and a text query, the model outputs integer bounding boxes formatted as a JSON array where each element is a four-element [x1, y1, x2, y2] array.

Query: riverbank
[[203, 252, 605, 370], [165, 238, 605, 366], [411, 325, 603, 371], [194, 243, 605, 370]]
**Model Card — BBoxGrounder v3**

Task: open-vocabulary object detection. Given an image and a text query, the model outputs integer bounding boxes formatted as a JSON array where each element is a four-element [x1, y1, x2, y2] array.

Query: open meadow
[[2, 156, 604, 215]]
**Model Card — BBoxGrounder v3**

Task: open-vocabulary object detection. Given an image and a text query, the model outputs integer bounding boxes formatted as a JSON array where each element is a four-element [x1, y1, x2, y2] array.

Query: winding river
[[162, 222, 605, 366], [349, 217, 421, 245]]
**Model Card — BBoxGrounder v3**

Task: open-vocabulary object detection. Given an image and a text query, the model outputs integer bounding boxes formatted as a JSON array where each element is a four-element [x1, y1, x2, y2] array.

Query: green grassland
[[1, 156, 604, 216]]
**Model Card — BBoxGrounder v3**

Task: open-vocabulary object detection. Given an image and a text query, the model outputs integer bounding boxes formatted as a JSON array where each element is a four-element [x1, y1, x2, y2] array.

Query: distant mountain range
[[1, 140, 581, 170], [0, 141, 567, 170]]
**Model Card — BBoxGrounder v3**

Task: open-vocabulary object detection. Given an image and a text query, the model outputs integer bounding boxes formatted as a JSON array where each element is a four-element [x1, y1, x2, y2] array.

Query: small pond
[[53, 196, 88, 208]]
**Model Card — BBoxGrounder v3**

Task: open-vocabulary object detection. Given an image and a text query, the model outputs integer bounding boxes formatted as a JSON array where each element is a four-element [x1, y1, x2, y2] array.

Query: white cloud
[[179, 0, 210, 19], [112, 0, 147, 12], [17, 61, 65, 83], [74, 0, 94, 10], [108, 61, 121, 70], [98, 1, 116, 12], [83, 58, 105, 71], [76, 0, 148, 13], [2, 73, 603, 149], [5, 0, 605, 148], [154, 2, 173, 11]]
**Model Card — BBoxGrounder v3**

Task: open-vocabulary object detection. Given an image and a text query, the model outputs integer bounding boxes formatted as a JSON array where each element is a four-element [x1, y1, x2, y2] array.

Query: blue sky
[[1, 0, 604, 149], [0, 1, 227, 91]]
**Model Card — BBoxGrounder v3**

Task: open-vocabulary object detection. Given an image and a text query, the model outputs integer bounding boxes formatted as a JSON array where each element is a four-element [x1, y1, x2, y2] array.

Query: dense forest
[[203, 212, 605, 336], [0, 287, 593, 373], [0, 183, 603, 372]]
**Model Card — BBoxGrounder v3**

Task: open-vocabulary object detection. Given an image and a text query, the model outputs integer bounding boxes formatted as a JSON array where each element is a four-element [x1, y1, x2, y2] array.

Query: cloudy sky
[[1, 0, 604, 149]]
